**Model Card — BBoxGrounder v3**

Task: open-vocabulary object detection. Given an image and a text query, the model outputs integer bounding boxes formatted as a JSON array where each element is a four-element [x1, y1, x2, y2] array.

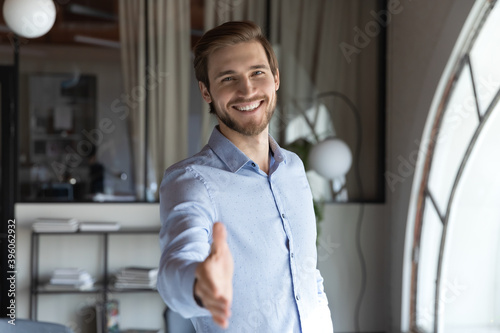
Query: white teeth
[[235, 102, 260, 111]]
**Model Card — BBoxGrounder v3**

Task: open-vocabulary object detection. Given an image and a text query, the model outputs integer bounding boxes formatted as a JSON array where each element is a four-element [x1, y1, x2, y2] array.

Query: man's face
[[200, 40, 280, 137]]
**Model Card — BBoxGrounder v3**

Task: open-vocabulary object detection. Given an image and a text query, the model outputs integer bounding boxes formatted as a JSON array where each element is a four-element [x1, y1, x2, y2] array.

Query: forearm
[[157, 166, 215, 318], [157, 254, 209, 317]]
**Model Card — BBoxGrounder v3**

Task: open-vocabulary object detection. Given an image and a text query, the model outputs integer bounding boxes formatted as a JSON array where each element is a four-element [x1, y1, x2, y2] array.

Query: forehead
[[207, 41, 269, 77]]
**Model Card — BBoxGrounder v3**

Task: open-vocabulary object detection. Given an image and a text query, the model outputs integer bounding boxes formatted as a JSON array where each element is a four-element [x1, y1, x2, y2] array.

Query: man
[[158, 21, 333, 332]]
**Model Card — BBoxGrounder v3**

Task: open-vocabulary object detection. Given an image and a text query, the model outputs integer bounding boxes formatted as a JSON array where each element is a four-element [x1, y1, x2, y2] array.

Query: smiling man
[[158, 21, 334, 332]]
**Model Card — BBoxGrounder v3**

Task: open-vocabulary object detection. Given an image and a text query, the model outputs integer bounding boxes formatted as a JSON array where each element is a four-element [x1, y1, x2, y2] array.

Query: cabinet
[[30, 228, 162, 332]]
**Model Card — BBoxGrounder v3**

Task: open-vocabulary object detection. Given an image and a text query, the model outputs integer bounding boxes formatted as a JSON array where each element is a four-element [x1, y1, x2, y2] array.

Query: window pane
[[428, 65, 479, 216], [18, 54, 134, 202], [416, 198, 443, 332], [442, 97, 500, 332], [469, 4, 500, 116]]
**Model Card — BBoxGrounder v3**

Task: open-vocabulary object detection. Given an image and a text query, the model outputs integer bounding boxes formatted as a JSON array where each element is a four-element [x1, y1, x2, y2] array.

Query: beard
[[213, 92, 277, 137]]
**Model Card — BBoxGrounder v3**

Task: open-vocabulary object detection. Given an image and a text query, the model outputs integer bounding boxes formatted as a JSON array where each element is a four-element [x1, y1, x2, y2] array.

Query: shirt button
[[296, 295, 300, 301], [281, 213, 285, 219], [291, 253, 294, 258], [251, 162, 256, 167]]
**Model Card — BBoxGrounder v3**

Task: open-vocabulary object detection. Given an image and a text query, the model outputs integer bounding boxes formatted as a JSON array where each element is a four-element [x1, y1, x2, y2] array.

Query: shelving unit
[[30, 227, 161, 331]]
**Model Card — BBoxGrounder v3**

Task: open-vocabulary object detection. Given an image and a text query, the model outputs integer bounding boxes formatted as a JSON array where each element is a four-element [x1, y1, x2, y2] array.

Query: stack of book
[[113, 267, 158, 290], [32, 217, 79, 233], [79, 221, 121, 232], [47, 268, 95, 290]]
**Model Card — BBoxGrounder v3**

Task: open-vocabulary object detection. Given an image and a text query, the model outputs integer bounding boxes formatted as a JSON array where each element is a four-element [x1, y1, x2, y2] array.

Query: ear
[[199, 81, 212, 103], [274, 68, 280, 91]]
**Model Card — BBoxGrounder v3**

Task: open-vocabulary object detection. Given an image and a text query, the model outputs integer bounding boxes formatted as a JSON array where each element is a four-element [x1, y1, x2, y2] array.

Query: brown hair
[[193, 21, 278, 93]]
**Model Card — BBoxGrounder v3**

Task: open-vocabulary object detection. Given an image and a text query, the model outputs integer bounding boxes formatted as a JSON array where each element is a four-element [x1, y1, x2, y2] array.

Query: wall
[[318, 204, 389, 332]]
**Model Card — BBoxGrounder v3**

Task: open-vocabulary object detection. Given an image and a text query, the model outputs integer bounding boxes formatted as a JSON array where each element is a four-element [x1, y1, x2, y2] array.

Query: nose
[[237, 77, 254, 95]]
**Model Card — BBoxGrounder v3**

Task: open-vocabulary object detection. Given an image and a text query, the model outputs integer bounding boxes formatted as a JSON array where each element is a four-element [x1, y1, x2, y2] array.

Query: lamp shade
[[308, 137, 352, 179], [3, 0, 56, 38]]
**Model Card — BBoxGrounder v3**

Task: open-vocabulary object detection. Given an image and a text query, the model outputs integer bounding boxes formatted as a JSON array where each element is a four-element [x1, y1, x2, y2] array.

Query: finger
[[195, 282, 231, 313], [212, 314, 229, 329], [211, 222, 227, 255], [203, 297, 231, 315], [207, 304, 231, 320]]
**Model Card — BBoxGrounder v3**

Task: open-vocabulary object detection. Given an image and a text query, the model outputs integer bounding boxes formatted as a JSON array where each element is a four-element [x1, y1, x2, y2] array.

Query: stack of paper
[[32, 217, 79, 233], [120, 328, 163, 333], [113, 267, 158, 290], [47, 268, 95, 290], [79, 221, 121, 232]]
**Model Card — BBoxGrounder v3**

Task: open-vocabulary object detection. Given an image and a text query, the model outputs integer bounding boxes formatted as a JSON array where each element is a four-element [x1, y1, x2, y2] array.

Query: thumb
[[211, 222, 227, 255]]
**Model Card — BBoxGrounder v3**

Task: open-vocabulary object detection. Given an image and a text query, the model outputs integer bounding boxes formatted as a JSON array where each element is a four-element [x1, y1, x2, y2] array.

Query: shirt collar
[[208, 126, 287, 173]]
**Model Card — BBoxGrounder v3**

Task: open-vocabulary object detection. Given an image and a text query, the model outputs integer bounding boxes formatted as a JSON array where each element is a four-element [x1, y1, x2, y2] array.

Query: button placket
[[269, 176, 303, 309]]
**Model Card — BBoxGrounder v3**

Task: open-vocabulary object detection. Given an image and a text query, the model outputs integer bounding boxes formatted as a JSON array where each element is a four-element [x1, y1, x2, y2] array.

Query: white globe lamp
[[308, 137, 352, 179], [3, 0, 56, 38]]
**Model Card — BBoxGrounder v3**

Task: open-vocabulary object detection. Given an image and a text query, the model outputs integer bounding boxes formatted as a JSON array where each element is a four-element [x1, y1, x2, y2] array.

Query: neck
[[218, 125, 270, 174]]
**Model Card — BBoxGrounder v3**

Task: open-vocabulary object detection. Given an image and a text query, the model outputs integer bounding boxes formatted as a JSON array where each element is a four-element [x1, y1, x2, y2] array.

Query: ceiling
[[0, 0, 204, 48]]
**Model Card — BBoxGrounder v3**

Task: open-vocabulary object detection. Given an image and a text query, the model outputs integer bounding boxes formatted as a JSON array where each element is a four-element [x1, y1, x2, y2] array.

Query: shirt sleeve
[[157, 165, 215, 318], [315, 269, 335, 332]]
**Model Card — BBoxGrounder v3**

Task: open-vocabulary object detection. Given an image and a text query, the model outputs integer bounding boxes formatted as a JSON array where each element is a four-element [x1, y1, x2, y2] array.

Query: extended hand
[[194, 222, 234, 329]]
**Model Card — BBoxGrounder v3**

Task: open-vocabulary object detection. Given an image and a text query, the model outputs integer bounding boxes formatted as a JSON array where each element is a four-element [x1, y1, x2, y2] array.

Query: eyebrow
[[214, 64, 269, 80]]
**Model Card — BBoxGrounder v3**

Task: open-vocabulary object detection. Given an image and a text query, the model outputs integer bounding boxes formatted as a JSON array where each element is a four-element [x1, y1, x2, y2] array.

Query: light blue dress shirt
[[158, 127, 333, 332]]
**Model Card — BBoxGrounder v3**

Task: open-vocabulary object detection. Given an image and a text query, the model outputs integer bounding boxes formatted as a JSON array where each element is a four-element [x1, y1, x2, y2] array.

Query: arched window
[[408, 1, 500, 332]]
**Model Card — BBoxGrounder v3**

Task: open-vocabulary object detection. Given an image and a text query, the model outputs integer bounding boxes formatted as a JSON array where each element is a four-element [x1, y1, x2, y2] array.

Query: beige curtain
[[204, 0, 268, 29], [119, 0, 190, 201], [270, 0, 382, 201], [270, 0, 361, 143], [119, 1, 146, 200]]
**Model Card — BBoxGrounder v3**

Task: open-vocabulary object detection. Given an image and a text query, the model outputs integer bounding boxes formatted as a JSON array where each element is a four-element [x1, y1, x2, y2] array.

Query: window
[[409, 1, 500, 332]]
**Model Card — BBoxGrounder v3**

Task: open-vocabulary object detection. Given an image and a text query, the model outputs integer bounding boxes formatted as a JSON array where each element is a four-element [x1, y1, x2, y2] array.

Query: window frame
[[409, 1, 500, 331]]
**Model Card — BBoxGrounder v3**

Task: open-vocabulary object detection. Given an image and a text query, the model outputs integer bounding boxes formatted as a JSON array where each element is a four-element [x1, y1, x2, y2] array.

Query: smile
[[233, 101, 262, 112]]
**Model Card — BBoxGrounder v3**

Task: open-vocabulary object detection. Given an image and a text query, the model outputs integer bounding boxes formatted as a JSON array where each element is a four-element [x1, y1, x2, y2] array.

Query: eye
[[253, 70, 264, 76], [221, 76, 233, 82]]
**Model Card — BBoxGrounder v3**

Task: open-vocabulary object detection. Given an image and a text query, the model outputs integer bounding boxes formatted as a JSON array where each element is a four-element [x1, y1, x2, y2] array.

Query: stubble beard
[[213, 93, 277, 137]]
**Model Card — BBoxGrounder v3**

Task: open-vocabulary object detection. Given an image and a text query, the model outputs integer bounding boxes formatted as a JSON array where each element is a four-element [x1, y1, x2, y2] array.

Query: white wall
[[318, 204, 389, 332]]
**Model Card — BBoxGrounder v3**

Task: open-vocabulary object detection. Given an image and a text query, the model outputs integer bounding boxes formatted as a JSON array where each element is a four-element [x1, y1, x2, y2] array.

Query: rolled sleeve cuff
[[179, 261, 211, 318]]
